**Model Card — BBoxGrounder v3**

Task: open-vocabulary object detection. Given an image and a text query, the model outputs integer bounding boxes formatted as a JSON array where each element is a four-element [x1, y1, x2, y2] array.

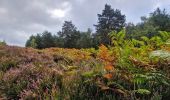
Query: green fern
[[159, 31, 170, 41], [134, 89, 151, 95]]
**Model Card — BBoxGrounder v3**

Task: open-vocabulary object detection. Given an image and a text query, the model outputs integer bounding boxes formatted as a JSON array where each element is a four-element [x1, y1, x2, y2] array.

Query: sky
[[0, 0, 170, 46]]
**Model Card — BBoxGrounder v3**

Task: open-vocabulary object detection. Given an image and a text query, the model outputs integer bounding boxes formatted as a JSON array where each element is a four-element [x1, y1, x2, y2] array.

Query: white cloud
[[48, 9, 67, 18], [47, 1, 71, 19]]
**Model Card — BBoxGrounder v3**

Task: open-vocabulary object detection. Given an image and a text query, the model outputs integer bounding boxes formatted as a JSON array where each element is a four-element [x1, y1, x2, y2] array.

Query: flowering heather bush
[[1, 63, 63, 99], [0, 45, 95, 99]]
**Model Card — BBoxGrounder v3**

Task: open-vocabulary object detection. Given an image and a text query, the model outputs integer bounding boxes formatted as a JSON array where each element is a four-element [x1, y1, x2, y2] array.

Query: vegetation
[[1, 30, 170, 99], [25, 4, 126, 49], [94, 4, 126, 45], [26, 5, 170, 50], [1, 4, 170, 100], [126, 8, 170, 39]]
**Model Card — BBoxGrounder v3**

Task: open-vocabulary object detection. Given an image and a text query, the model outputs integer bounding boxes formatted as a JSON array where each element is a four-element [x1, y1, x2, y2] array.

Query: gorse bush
[[0, 30, 170, 100]]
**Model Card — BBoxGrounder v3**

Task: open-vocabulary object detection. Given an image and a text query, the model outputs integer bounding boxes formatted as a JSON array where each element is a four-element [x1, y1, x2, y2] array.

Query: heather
[[0, 31, 170, 100], [1, 3, 170, 100]]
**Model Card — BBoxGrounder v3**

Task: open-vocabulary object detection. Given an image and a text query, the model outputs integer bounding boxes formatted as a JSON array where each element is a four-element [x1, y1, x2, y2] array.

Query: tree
[[25, 35, 36, 47], [58, 21, 80, 48], [26, 31, 56, 49], [95, 4, 126, 45], [41, 31, 56, 48], [149, 8, 170, 31], [53, 35, 64, 48], [30, 38, 37, 48], [35, 34, 43, 49], [25, 35, 37, 48], [76, 28, 93, 48], [126, 22, 158, 39], [126, 8, 170, 39]]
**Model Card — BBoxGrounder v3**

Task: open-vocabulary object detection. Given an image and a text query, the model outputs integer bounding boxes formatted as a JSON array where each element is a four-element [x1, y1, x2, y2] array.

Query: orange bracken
[[103, 73, 113, 79], [104, 65, 113, 71]]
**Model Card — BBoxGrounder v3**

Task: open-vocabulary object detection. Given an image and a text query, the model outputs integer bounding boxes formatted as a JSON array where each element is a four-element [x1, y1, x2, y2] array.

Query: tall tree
[[95, 4, 126, 45], [149, 8, 170, 31], [35, 34, 43, 49], [58, 21, 80, 48], [53, 35, 64, 47], [41, 31, 56, 48]]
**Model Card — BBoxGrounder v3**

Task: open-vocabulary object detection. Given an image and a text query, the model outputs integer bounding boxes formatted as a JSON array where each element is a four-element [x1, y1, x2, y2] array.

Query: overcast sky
[[0, 0, 170, 46]]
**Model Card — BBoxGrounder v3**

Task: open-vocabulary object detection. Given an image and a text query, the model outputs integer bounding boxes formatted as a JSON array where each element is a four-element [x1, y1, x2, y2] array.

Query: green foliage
[[159, 31, 170, 41], [58, 21, 81, 48], [134, 89, 151, 95], [109, 29, 126, 47], [76, 29, 93, 48], [25, 7, 170, 50], [82, 71, 96, 78], [30, 38, 37, 48], [126, 8, 170, 39], [41, 31, 56, 48], [149, 8, 170, 31], [6, 4, 170, 100], [26, 22, 95, 49], [95, 4, 126, 45], [26, 31, 56, 49], [1, 30, 170, 99]]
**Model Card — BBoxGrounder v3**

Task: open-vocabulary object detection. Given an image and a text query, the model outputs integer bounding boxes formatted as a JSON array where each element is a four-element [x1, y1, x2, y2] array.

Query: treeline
[[26, 27, 94, 49], [26, 4, 170, 49]]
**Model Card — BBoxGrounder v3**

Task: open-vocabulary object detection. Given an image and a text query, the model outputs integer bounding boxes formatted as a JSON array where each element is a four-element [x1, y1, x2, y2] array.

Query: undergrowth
[[0, 31, 170, 100]]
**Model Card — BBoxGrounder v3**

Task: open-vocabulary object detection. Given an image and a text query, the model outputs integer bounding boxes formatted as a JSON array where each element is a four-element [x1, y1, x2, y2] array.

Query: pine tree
[[58, 21, 80, 48], [95, 4, 126, 45]]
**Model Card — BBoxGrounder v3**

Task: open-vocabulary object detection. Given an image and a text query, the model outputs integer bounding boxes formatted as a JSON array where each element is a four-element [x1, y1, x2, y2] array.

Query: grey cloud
[[0, 0, 169, 46], [0, 0, 69, 46], [68, 0, 159, 31]]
